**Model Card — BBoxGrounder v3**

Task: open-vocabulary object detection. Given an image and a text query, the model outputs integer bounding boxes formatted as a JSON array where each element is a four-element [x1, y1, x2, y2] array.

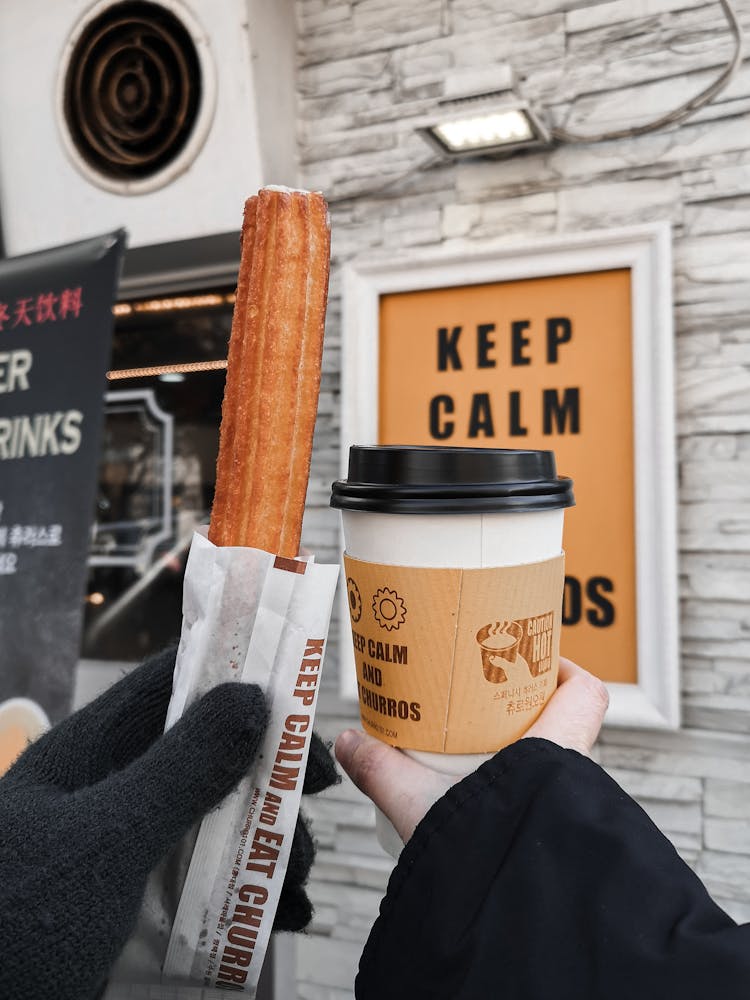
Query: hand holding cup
[[335, 657, 609, 845]]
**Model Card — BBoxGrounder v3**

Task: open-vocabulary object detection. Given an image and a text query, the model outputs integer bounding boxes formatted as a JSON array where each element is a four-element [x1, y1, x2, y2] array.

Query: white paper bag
[[108, 528, 339, 997]]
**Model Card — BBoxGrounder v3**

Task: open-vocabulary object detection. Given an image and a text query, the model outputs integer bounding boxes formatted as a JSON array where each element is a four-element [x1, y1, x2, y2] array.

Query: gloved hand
[[277, 726, 339, 931], [0, 647, 337, 1000]]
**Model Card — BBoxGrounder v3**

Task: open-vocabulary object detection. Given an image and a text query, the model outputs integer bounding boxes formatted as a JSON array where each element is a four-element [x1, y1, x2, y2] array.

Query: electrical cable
[[551, 0, 744, 144], [325, 0, 744, 204], [326, 152, 444, 205]]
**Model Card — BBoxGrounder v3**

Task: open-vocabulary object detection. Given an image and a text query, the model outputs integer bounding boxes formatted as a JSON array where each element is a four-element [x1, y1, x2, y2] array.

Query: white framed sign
[[337, 223, 679, 730]]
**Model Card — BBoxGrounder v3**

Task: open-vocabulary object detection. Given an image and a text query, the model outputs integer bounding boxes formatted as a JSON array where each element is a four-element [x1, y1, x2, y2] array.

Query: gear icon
[[372, 587, 407, 631], [347, 577, 363, 623]]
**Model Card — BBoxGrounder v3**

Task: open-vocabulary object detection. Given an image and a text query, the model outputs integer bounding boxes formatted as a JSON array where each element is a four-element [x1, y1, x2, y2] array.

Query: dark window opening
[[81, 289, 233, 660]]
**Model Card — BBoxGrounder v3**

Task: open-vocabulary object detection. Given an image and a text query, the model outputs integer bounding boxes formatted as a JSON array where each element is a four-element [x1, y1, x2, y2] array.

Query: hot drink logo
[[372, 587, 407, 632], [476, 612, 555, 684], [475, 620, 524, 684], [347, 577, 363, 623]]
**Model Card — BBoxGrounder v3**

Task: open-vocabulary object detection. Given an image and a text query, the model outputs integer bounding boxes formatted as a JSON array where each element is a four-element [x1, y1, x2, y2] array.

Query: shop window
[[81, 290, 234, 660]]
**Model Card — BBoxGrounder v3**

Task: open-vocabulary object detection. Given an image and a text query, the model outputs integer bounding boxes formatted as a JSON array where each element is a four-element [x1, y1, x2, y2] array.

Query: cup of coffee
[[476, 620, 525, 682], [331, 445, 574, 856], [0, 698, 49, 776]]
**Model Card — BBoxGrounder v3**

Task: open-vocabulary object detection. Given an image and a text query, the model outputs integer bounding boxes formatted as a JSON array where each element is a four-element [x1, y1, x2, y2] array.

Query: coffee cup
[[0, 697, 49, 776], [331, 445, 573, 856]]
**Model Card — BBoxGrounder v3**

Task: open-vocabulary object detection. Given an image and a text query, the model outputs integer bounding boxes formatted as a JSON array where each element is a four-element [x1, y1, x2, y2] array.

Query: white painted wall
[[0, 0, 297, 254]]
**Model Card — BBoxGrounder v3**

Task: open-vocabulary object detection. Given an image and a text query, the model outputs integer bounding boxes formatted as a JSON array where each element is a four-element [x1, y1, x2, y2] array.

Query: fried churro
[[209, 187, 331, 556]]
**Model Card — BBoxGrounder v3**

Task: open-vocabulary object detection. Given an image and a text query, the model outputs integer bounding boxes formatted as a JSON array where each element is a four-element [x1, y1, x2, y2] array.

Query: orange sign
[[378, 268, 637, 684]]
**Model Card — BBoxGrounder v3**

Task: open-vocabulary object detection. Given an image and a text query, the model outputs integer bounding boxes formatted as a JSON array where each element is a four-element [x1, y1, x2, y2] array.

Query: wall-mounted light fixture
[[414, 2, 742, 163], [329, 2, 743, 202], [418, 66, 550, 158]]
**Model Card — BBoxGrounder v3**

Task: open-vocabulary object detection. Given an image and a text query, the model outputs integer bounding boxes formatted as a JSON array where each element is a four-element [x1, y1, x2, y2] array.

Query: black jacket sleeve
[[356, 738, 750, 1000]]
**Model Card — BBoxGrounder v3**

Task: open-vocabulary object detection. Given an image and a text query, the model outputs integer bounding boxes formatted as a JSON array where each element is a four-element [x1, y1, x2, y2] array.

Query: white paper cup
[[0, 697, 50, 776], [332, 446, 573, 857]]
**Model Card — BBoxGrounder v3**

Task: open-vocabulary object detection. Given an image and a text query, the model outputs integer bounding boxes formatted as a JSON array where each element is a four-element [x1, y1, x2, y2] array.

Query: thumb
[[97, 682, 268, 865], [335, 730, 453, 844], [523, 657, 609, 755]]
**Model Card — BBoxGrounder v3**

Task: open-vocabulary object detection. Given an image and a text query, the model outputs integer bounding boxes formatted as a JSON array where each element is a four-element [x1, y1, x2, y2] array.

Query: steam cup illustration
[[476, 620, 524, 683]]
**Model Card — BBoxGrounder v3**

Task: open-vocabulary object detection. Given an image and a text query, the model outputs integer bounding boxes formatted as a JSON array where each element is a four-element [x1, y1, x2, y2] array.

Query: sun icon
[[372, 587, 407, 631], [347, 577, 363, 623]]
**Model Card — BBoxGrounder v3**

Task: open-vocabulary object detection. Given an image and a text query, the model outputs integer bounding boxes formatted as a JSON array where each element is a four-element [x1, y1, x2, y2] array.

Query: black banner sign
[[0, 231, 126, 720]]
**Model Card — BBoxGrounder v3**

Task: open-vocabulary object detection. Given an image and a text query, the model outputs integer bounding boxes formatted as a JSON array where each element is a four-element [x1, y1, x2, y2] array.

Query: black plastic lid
[[330, 446, 574, 514]]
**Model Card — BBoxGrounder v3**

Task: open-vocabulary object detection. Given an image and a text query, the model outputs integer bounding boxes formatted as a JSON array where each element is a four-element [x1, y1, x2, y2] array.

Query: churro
[[209, 188, 331, 556]]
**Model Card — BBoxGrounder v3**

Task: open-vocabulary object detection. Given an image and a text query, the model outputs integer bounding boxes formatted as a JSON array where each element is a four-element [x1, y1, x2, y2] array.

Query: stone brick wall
[[293, 1, 750, 994]]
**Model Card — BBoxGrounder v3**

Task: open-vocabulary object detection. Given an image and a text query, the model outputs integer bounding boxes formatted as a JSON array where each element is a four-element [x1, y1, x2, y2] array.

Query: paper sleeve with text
[[162, 533, 338, 992], [344, 553, 565, 753], [109, 528, 338, 998]]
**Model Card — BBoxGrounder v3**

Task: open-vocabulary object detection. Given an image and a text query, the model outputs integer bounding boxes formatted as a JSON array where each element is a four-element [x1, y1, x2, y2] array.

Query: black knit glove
[[0, 647, 337, 1000], [276, 727, 340, 931]]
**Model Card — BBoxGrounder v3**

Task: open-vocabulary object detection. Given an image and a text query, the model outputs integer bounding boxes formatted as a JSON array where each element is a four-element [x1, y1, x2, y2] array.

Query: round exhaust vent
[[62, 1, 207, 188]]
